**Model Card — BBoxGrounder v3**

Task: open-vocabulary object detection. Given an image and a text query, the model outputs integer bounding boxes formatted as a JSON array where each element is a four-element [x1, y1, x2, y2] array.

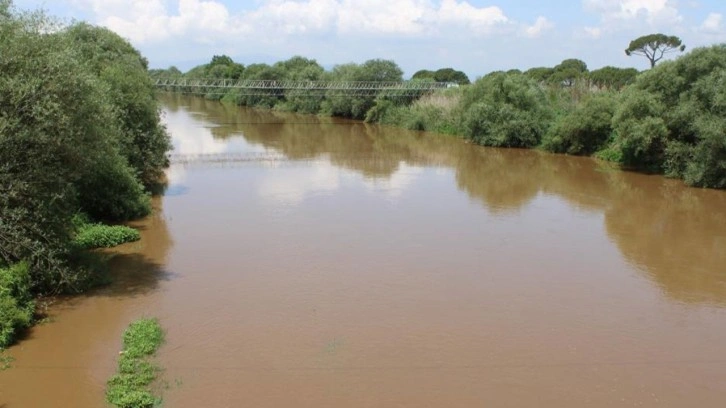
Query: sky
[[12, 0, 726, 78]]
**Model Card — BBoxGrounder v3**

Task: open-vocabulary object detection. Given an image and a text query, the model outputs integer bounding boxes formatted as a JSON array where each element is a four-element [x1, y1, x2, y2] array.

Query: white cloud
[[72, 0, 247, 43], [432, 0, 508, 34], [699, 12, 723, 33], [584, 0, 682, 26], [522, 16, 554, 38], [244, 0, 340, 35], [71, 0, 511, 44], [583, 26, 602, 38]]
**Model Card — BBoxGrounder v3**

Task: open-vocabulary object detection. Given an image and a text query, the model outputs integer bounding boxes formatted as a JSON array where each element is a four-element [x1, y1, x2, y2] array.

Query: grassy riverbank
[[106, 318, 165, 408]]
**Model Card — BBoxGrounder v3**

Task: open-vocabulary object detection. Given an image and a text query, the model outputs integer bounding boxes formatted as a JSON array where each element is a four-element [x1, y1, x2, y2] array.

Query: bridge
[[153, 78, 453, 97]]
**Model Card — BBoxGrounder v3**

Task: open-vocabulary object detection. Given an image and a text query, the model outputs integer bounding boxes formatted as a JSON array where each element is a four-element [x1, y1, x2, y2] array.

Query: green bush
[[609, 44, 726, 186], [611, 88, 669, 169], [107, 318, 164, 408], [75, 155, 151, 221], [74, 223, 140, 250], [0, 262, 34, 348], [543, 91, 617, 155], [1, 7, 168, 294], [461, 72, 551, 148]]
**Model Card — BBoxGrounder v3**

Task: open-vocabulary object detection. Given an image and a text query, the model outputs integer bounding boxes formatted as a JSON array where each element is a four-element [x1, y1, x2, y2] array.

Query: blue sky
[[12, 0, 726, 78]]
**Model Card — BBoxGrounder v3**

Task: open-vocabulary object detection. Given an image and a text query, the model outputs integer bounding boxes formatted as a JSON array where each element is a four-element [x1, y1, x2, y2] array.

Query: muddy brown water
[[2, 93, 726, 407]]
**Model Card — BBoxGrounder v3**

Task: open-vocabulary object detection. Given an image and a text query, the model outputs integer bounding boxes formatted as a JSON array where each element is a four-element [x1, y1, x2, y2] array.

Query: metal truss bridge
[[153, 78, 453, 97]]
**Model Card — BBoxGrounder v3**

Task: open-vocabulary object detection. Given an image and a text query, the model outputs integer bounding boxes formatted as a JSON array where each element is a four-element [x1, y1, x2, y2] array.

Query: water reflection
[[160, 94, 726, 306], [99, 197, 175, 297], [258, 161, 346, 206]]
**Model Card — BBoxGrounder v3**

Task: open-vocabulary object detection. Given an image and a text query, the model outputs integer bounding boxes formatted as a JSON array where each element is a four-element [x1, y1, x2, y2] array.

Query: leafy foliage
[[588, 66, 639, 90], [0, 6, 168, 294], [107, 318, 164, 408], [625, 33, 686, 68], [65, 24, 171, 188], [611, 44, 726, 187], [461, 72, 552, 147], [412, 68, 470, 84], [73, 222, 141, 250], [543, 91, 617, 155], [524, 67, 555, 83], [550, 59, 588, 87], [0, 262, 34, 348]]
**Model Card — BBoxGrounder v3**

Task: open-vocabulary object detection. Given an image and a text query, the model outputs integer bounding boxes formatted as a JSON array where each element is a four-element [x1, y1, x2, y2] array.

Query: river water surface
[[2, 94, 726, 407]]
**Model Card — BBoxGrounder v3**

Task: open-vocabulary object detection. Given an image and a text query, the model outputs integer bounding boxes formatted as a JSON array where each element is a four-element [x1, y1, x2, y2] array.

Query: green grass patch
[[107, 318, 165, 408], [74, 222, 141, 250]]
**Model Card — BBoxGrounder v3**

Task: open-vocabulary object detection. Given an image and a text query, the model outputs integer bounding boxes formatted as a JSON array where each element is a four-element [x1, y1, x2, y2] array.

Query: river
[[1, 93, 726, 407]]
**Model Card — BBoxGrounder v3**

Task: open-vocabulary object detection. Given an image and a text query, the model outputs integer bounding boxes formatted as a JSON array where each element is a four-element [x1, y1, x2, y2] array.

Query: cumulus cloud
[[73, 0, 246, 43], [583, 0, 682, 26], [522, 16, 554, 38], [72, 0, 511, 43]]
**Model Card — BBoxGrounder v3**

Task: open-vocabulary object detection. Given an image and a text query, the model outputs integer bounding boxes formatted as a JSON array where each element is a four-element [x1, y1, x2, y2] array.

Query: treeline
[[0, 2, 170, 347], [380, 46, 726, 189], [150, 56, 469, 119], [158, 44, 725, 189]]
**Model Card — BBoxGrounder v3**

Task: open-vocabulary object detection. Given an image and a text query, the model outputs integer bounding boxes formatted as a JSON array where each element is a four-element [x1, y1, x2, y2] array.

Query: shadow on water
[[160, 94, 726, 307], [93, 253, 173, 299], [99, 196, 175, 299]]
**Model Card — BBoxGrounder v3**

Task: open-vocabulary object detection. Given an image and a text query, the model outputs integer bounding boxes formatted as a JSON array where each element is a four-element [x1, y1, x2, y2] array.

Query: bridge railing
[[153, 78, 454, 96]]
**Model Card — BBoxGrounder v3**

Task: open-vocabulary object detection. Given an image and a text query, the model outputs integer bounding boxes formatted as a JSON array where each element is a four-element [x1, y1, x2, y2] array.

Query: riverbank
[[155, 44, 726, 190], [0, 4, 171, 352]]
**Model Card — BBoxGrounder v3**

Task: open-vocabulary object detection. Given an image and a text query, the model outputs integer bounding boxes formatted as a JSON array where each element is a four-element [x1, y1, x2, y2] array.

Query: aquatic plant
[[106, 318, 165, 408]]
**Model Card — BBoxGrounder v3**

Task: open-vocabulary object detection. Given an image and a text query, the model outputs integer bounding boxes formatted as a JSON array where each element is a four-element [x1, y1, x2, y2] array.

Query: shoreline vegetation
[[152, 43, 726, 191], [106, 318, 165, 408], [1, 0, 171, 351]]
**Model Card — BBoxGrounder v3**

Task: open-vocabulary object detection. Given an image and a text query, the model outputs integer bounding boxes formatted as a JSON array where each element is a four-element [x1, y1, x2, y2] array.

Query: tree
[[411, 69, 435, 81], [625, 33, 685, 68], [587, 66, 638, 90], [1, 6, 170, 293], [549, 59, 588, 87], [64, 23, 172, 190], [524, 67, 554, 83], [433, 68, 470, 85], [412, 68, 470, 84]]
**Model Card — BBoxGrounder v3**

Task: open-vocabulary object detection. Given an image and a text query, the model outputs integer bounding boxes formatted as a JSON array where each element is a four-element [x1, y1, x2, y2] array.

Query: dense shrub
[[543, 91, 617, 155], [612, 88, 669, 169], [461, 72, 551, 148], [0, 262, 34, 348], [610, 44, 726, 186], [0, 4, 168, 293], [65, 23, 171, 188], [75, 155, 151, 221]]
